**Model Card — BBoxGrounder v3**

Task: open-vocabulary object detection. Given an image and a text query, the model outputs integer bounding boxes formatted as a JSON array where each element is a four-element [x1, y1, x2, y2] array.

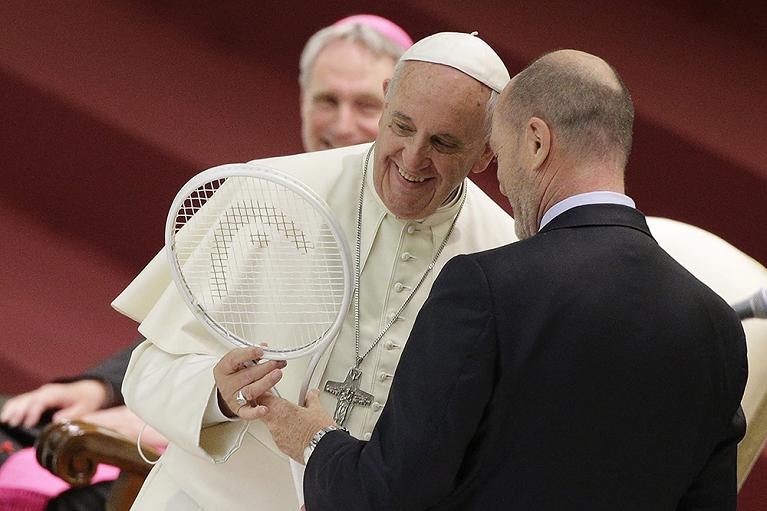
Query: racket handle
[[290, 459, 306, 508], [288, 347, 327, 506], [298, 350, 326, 406]]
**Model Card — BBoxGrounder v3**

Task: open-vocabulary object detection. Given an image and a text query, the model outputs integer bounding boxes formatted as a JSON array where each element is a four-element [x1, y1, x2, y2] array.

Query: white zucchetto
[[400, 31, 510, 93]]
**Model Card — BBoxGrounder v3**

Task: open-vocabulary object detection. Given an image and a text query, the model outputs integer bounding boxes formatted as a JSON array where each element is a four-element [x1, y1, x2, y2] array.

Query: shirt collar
[[538, 191, 635, 231]]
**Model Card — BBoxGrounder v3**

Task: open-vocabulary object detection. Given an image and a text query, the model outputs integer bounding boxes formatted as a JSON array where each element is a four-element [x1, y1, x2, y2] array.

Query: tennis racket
[[165, 163, 353, 361], [165, 163, 351, 505]]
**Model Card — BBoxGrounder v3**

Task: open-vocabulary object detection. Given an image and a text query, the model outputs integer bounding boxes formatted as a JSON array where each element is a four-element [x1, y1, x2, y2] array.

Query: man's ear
[[470, 142, 495, 175], [527, 117, 551, 171], [378, 79, 391, 131]]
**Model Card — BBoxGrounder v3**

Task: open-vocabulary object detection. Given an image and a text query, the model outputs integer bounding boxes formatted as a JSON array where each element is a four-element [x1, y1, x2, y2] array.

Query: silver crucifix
[[323, 367, 373, 426]]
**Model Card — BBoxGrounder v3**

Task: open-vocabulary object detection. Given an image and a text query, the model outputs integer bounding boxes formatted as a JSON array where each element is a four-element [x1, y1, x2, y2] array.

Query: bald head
[[490, 50, 634, 239], [546, 49, 622, 87], [498, 49, 634, 168]]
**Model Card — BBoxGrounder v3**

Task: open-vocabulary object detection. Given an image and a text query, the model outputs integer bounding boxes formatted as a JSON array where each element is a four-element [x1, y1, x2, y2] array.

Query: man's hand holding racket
[[259, 389, 335, 464]]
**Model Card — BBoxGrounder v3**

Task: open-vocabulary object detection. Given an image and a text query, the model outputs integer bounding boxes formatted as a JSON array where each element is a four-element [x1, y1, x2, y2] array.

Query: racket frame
[[165, 163, 353, 360]]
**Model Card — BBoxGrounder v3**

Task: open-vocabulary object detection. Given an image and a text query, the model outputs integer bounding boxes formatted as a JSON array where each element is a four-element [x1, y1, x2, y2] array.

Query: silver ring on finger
[[235, 389, 247, 407]]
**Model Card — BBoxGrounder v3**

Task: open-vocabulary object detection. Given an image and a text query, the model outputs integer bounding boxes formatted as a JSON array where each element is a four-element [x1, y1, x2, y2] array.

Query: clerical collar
[[366, 149, 467, 228], [539, 191, 635, 231]]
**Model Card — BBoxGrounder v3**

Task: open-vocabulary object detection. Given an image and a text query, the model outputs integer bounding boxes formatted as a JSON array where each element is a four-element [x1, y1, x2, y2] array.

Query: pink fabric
[[334, 14, 413, 50], [0, 489, 48, 511], [0, 447, 119, 510]]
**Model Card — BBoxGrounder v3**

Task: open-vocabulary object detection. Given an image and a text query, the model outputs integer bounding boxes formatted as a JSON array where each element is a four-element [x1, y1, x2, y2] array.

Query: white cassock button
[[394, 282, 404, 292], [372, 402, 383, 412], [384, 340, 397, 350], [401, 252, 414, 261], [407, 224, 417, 234], [363, 432, 372, 441], [378, 372, 390, 382], [387, 312, 398, 323]]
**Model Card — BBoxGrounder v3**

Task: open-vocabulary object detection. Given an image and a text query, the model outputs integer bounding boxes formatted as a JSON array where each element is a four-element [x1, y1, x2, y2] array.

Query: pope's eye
[[391, 122, 413, 135]]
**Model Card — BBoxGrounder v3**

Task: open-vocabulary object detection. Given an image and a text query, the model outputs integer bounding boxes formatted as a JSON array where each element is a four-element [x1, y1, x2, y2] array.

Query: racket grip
[[290, 459, 306, 508]]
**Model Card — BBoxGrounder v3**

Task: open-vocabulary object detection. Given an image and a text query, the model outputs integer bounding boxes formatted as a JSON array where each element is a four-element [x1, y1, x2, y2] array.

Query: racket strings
[[171, 175, 347, 354], [173, 178, 226, 234]]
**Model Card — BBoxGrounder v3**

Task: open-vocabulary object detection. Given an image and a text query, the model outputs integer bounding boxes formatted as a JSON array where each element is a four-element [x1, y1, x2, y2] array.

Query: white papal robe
[[116, 142, 518, 510]]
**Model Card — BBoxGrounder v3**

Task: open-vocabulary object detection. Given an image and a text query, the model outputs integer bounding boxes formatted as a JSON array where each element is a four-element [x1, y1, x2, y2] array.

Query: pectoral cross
[[324, 367, 373, 426]]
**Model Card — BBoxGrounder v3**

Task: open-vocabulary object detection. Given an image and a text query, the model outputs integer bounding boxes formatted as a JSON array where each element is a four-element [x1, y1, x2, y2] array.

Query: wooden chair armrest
[[35, 419, 160, 487]]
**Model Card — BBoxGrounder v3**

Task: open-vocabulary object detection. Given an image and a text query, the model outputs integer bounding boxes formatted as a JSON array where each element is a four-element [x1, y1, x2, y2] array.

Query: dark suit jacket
[[305, 204, 747, 510], [57, 337, 143, 407]]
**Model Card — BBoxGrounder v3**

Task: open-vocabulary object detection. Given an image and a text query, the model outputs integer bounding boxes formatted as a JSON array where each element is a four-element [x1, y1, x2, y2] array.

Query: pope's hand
[[213, 346, 286, 421], [259, 389, 335, 464]]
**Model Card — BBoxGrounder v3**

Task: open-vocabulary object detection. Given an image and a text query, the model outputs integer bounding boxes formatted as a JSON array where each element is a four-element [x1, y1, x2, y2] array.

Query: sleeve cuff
[[202, 386, 239, 426]]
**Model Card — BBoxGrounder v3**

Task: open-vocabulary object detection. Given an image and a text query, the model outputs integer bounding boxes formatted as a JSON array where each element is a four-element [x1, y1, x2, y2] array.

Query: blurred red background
[[1, 0, 764, 505]]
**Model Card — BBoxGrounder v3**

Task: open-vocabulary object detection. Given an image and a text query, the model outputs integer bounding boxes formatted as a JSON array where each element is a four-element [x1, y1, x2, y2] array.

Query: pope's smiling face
[[373, 61, 494, 219]]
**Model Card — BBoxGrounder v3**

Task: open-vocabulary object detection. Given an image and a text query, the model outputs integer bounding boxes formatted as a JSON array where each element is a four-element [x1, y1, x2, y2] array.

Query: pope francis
[[115, 32, 518, 510]]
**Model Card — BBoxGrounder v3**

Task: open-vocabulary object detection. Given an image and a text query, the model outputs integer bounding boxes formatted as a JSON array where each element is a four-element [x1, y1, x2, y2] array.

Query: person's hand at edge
[[0, 380, 110, 428]]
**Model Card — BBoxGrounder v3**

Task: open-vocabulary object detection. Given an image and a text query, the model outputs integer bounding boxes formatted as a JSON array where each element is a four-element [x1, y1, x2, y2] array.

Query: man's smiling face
[[301, 38, 396, 152]]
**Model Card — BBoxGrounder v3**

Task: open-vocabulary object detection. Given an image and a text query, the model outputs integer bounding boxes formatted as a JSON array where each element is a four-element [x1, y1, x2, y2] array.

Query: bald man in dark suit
[[261, 50, 747, 510]]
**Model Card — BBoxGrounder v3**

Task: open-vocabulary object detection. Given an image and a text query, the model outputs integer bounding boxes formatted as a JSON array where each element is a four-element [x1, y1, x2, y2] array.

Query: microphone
[[731, 288, 767, 320]]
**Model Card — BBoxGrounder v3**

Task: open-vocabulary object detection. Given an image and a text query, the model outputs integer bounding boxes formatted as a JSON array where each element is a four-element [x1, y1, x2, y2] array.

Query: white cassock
[[116, 142, 518, 510]]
